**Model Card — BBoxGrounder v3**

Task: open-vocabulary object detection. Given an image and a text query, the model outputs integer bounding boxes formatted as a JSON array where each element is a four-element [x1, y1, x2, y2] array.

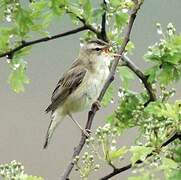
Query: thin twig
[[65, 9, 86, 24], [66, 9, 101, 36], [122, 55, 156, 104], [100, 131, 180, 180], [0, 26, 88, 59], [61, 1, 144, 180], [108, 161, 118, 171], [0, 7, 102, 60], [161, 131, 181, 148], [100, 0, 108, 41]]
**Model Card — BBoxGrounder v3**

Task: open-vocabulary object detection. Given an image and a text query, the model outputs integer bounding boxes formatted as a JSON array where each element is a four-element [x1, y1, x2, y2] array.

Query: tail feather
[[43, 111, 65, 149], [45, 104, 53, 113], [43, 119, 53, 149]]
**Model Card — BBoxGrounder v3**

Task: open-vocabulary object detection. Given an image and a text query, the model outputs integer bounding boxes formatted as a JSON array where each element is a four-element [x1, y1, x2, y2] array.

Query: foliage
[[130, 146, 154, 165], [7, 48, 30, 92], [102, 84, 115, 107], [74, 124, 128, 178], [118, 66, 135, 89], [144, 23, 181, 85], [0, 160, 44, 180]]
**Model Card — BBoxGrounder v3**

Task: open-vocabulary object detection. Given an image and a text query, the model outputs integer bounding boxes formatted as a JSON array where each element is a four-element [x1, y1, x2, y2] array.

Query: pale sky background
[[0, 0, 181, 180]]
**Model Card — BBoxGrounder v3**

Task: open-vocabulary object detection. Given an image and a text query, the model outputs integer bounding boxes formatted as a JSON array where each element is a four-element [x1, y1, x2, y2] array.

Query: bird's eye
[[95, 47, 101, 51]]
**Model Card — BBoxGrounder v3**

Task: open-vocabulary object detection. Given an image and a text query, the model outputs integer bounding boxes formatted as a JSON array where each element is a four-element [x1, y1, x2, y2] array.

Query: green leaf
[[159, 64, 173, 85], [128, 173, 151, 180], [144, 65, 159, 83], [110, 0, 121, 7], [161, 158, 178, 179], [0, 160, 44, 180], [107, 92, 145, 132], [126, 41, 135, 54], [0, 30, 10, 52], [168, 170, 181, 180], [161, 157, 178, 170], [115, 13, 128, 28], [145, 101, 181, 121], [8, 49, 30, 93], [30, 0, 53, 32], [42, 12, 53, 29], [83, 0, 92, 21], [172, 145, 181, 162], [144, 102, 162, 115], [130, 146, 154, 165], [67, 3, 83, 24], [50, 0, 67, 15], [118, 66, 134, 89], [8, 62, 29, 93], [15, 8, 34, 37], [93, 8, 104, 20], [26, 176, 44, 180], [108, 146, 127, 160], [102, 85, 114, 107], [144, 24, 181, 86], [0, 27, 18, 53]]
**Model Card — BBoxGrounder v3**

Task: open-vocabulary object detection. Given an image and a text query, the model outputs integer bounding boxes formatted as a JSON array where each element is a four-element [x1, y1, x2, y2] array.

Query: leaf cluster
[[0, 160, 44, 180], [145, 23, 181, 85]]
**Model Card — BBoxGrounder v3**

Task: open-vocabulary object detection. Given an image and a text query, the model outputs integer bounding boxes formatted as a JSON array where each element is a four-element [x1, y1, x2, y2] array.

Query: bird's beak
[[103, 46, 110, 54], [102, 42, 122, 58], [110, 53, 122, 57], [103, 46, 121, 58]]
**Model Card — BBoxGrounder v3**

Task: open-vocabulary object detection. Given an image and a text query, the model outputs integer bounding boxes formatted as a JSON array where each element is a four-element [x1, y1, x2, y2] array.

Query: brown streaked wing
[[45, 63, 87, 113]]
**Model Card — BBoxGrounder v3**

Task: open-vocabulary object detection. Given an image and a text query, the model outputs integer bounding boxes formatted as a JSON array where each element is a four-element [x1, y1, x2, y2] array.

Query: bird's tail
[[43, 111, 65, 149]]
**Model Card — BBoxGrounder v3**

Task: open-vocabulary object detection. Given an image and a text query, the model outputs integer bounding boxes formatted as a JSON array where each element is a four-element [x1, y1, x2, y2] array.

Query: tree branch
[[100, 131, 181, 180], [0, 26, 88, 59], [100, 0, 108, 42], [65, 9, 101, 36], [60, 104, 99, 180], [61, 1, 144, 180], [161, 131, 181, 148], [0, 6, 103, 60], [121, 55, 156, 104]]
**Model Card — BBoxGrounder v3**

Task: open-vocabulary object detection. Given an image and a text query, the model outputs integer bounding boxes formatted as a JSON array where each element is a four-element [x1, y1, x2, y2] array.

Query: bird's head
[[79, 39, 113, 68], [80, 39, 111, 56]]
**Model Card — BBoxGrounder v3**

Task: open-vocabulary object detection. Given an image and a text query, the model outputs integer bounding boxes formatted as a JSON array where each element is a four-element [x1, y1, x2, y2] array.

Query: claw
[[93, 100, 101, 110], [82, 129, 90, 137], [85, 129, 92, 134]]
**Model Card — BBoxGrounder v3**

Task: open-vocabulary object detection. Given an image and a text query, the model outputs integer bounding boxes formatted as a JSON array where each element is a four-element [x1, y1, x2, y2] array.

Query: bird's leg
[[68, 113, 90, 137]]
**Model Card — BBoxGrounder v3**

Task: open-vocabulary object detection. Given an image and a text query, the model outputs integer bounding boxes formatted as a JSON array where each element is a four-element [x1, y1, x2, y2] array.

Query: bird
[[43, 39, 114, 148]]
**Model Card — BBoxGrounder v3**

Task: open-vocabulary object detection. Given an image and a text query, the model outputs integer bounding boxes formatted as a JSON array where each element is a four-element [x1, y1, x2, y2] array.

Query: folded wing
[[45, 62, 87, 113]]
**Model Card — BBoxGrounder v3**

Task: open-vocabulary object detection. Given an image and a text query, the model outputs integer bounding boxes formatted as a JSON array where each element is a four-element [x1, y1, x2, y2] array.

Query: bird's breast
[[63, 65, 110, 113], [84, 65, 110, 96]]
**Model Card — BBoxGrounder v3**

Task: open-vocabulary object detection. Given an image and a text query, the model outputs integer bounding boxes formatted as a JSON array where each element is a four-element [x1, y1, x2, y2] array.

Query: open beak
[[110, 53, 122, 57], [102, 42, 122, 58], [101, 45, 110, 56], [102, 46, 121, 58], [103, 47, 110, 54]]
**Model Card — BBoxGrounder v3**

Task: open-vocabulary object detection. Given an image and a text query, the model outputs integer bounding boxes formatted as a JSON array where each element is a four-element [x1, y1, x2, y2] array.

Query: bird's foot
[[93, 100, 101, 110], [82, 129, 91, 137], [85, 128, 92, 134]]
